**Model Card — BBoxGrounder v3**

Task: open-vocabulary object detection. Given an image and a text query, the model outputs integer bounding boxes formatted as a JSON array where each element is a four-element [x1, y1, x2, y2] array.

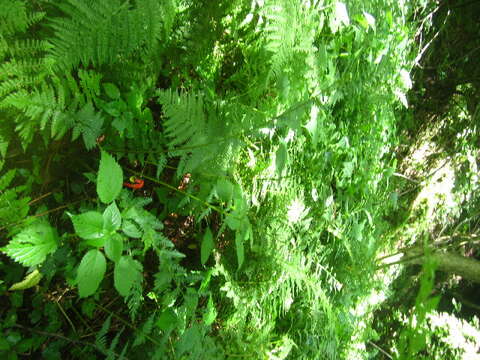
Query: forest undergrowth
[[0, 0, 459, 359]]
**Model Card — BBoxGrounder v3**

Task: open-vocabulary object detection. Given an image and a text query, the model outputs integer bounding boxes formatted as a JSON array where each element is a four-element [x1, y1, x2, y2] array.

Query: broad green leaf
[[77, 249, 106, 298], [70, 211, 104, 240], [114, 255, 140, 297], [104, 83, 120, 99], [103, 202, 121, 232], [9, 269, 43, 291], [1, 223, 58, 267], [201, 228, 214, 265], [97, 150, 123, 204], [235, 230, 245, 270], [104, 234, 123, 263], [156, 309, 177, 331], [215, 178, 234, 203], [202, 294, 217, 326]]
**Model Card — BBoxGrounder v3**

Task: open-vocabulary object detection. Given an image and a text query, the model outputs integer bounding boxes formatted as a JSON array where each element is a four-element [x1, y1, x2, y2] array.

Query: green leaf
[[9, 269, 43, 291], [1, 223, 58, 267], [77, 249, 106, 298], [73, 103, 104, 150], [114, 255, 140, 297], [122, 220, 142, 238], [104, 234, 123, 263], [215, 178, 234, 203], [235, 230, 245, 270], [0, 135, 8, 158], [275, 142, 288, 176], [202, 294, 217, 326], [156, 309, 177, 331], [70, 211, 104, 240], [201, 228, 214, 265], [103, 202, 121, 232], [97, 150, 123, 204], [104, 83, 121, 100]]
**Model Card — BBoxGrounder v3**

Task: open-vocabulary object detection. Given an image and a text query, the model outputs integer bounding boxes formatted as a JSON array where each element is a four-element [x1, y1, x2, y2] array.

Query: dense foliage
[[1, 0, 479, 359]]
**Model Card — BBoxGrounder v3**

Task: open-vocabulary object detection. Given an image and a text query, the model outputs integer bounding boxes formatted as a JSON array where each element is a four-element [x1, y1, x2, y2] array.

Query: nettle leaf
[[103, 202, 121, 232], [71, 211, 104, 240], [9, 269, 43, 291], [201, 228, 214, 265], [1, 223, 58, 267], [114, 255, 141, 297], [122, 220, 142, 238], [97, 151, 123, 204], [77, 249, 106, 298], [104, 234, 123, 263]]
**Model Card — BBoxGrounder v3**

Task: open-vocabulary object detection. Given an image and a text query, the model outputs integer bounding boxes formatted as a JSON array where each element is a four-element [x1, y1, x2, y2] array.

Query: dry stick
[[56, 299, 77, 335], [367, 340, 393, 360], [28, 191, 54, 206], [0, 198, 90, 232], [12, 324, 127, 360]]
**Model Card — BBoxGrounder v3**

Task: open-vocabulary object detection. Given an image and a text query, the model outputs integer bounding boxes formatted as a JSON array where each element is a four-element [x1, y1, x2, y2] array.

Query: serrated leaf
[[114, 255, 140, 297], [75, 103, 104, 150], [103, 202, 121, 232], [203, 295, 217, 326], [71, 211, 104, 240], [104, 83, 121, 100], [104, 234, 123, 263], [77, 249, 106, 298], [97, 151, 123, 204], [1, 223, 58, 267], [9, 269, 43, 291], [122, 219, 142, 238], [201, 228, 214, 265]]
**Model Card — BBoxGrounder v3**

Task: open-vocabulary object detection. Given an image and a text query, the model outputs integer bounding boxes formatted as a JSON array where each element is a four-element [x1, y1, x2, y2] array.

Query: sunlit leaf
[[1, 222, 58, 267], [97, 150, 123, 204], [9, 269, 43, 291]]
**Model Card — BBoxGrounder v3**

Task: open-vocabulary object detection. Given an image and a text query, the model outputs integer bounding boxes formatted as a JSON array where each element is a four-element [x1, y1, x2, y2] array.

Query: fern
[[48, 0, 177, 71], [0, 0, 30, 36], [157, 89, 249, 178], [0, 169, 30, 228]]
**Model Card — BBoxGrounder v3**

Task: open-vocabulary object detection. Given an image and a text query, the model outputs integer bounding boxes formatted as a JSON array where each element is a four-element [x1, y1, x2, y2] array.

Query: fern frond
[[48, 0, 176, 71], [157, 89, 244, 177], [0, 0, 29, 35], [95, 314, 112, 352]]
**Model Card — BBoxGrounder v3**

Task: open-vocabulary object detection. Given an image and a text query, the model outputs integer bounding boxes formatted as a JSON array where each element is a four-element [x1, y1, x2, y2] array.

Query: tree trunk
[[405, 247, 480, 283]]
